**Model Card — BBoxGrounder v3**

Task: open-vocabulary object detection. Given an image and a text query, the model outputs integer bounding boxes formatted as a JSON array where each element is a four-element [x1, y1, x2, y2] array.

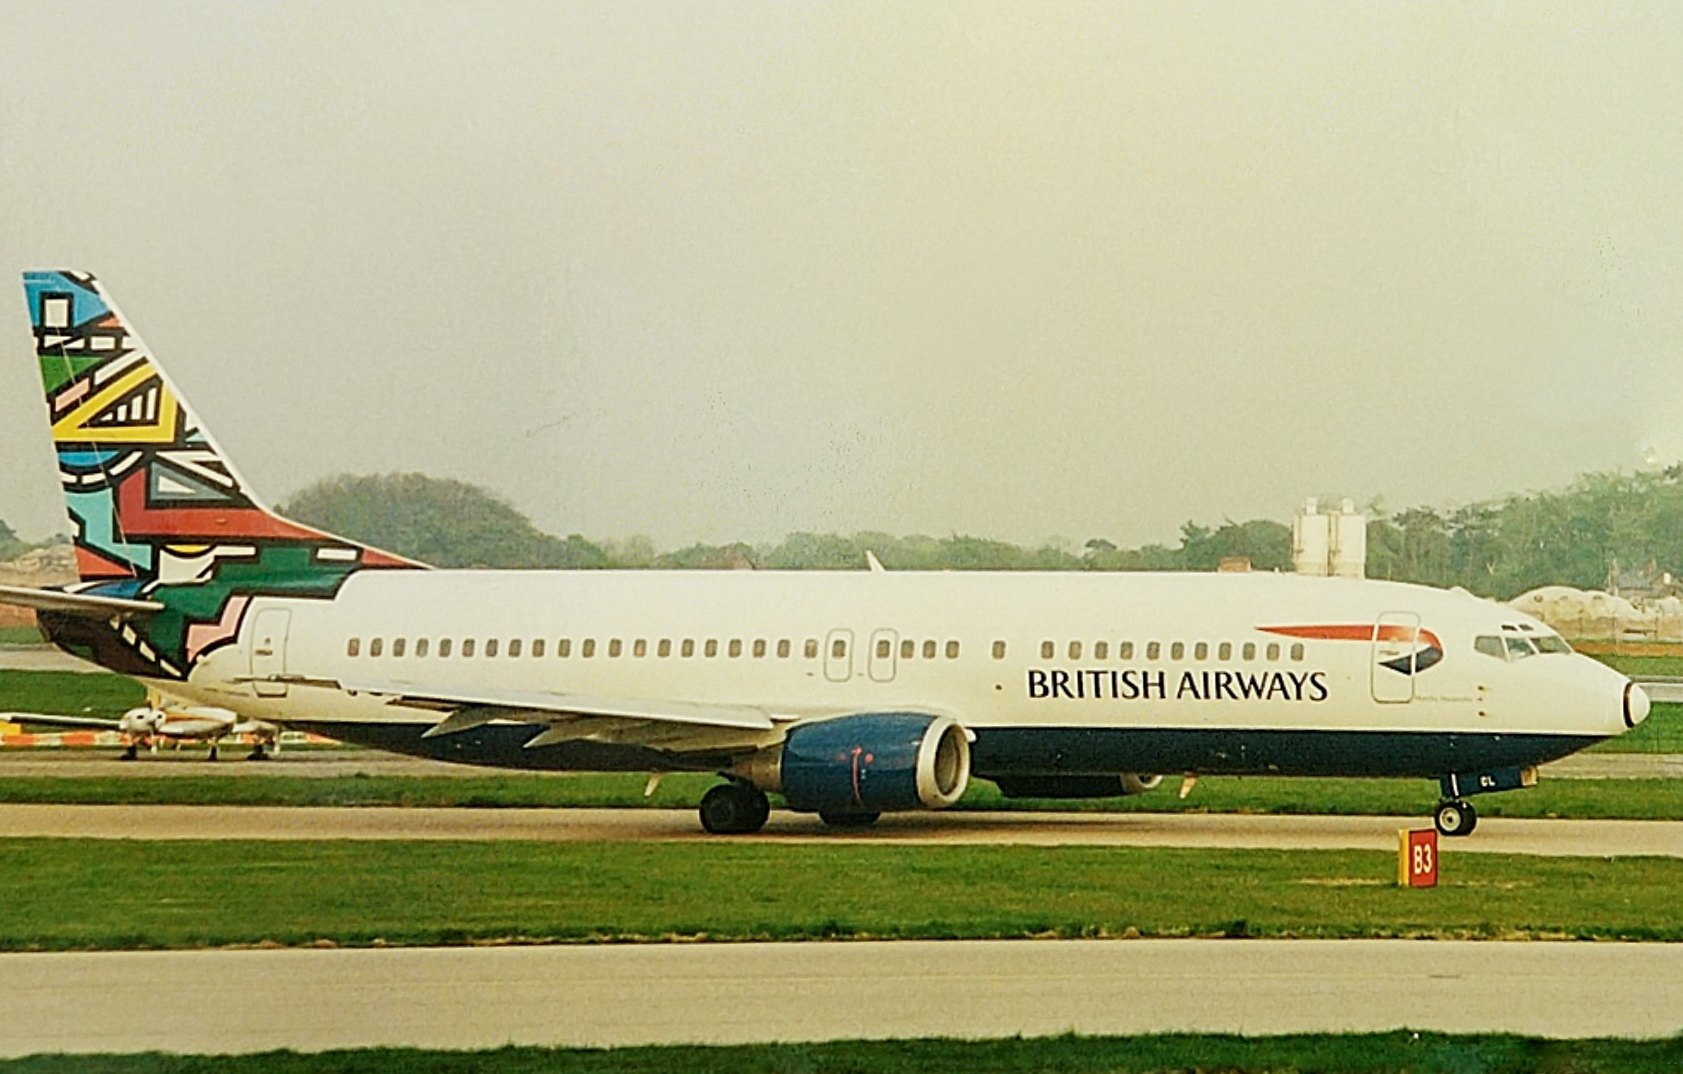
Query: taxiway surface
[[2, 802, 1678, 856], [5, 939, 1681, 1055]]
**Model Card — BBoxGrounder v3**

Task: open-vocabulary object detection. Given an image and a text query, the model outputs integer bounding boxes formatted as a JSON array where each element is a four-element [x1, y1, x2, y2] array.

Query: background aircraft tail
[[22, 270, 419, 596]]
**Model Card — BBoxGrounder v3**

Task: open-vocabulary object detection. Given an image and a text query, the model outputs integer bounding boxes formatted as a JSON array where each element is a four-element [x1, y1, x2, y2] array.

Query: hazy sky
[[2, 2, 1679, 550]]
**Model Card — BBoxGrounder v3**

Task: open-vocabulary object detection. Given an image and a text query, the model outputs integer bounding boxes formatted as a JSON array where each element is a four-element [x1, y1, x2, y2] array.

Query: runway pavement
[[2, 802, 1678, 856], [5, 939, 1681, 1055]]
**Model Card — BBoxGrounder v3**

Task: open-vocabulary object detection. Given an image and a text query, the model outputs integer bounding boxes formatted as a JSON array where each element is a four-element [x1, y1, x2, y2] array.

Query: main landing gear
[[699, 781, 771, 834], [1433, 798, 1477, 837]]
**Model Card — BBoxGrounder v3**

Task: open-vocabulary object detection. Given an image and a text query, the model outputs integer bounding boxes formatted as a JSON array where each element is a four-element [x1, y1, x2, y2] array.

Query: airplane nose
[[1624, 681, 1650, 729]]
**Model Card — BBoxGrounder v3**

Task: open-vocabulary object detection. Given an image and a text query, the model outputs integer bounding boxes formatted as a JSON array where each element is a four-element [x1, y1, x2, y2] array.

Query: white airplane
[[2, 700, 280, 760], [0, 271, 1648, 835]]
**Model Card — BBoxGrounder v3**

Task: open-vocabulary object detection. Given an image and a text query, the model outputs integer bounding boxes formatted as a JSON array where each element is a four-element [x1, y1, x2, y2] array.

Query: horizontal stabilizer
[[0, 584, 162, 618]]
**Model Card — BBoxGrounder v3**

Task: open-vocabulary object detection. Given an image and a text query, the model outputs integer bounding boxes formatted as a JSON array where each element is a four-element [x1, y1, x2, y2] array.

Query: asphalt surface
[[5, 939, 1681, 1055], [2, 802, 1679, 856]]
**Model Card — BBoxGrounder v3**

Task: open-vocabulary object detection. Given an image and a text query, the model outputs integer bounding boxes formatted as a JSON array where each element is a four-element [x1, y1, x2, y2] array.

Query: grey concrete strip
[[3, 939, 1680, 1055], [0, 804, 1678, 856]]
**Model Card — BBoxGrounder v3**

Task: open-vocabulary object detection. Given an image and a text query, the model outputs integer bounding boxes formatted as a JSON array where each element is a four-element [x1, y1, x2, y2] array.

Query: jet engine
[[736, 712, 971, 817]]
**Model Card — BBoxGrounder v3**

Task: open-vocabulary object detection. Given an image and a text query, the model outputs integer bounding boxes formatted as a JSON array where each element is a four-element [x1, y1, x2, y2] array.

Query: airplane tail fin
[[22, 271, 420, 594]]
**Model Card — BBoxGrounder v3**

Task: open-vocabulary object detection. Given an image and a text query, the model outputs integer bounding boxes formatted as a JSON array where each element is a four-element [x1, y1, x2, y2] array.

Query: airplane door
[[824, 628, 853, 683], [250, 608, 292, 698], [1371, 612, 1418, 704], [868, 629, 898, 683]]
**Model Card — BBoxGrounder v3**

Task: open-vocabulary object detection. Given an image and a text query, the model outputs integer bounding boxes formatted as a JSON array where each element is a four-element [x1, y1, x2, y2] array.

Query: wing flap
[[345, 679, 777, 732]]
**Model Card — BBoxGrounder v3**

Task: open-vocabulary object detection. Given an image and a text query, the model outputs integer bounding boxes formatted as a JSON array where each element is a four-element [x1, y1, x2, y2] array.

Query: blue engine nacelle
[[774, 713, 972, 814]]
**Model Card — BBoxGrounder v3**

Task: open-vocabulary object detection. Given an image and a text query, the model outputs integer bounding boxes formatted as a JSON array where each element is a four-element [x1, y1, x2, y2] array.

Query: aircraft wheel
[[818, 809, 881, 828], [1434, 799, 1478, 837], [247, 746, 269, 761], [207, 744, 219, 762], [699, 783, 770, 835], [118, 745, 138, 761]]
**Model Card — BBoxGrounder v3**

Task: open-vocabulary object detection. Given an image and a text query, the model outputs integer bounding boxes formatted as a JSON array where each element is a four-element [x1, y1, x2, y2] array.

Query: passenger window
[[1193, 642, 1207, 660], [946, 640, 959, 659], [392, 638, 406, 658], [1069, 641, 1082, 660], [705, 639, 719, 658], [508, 639, 521, 658], [608, 639, 621, 657], [1094, 641, 1108, 660], [901, 638, 915, 659], [634, 639, 647, 657], [682, 639, 695, 658], [777, 639, 791, 658], [439, 638, 453, 658], [1218, 642, 1231, 660], [346, 638, 360, 658], [531, 639, 544, 658], [923, 639, 937, 659], [1041, 641, 1055, 659], [415, 638, 429, 658], [1266, 643, 1279, 661], [992, 640, 1006, 659], [753, 639, 766, 658], [370, 638, 384, 657], [580, 639, 593, 658], [1474, 636, 1505, 659], [486, 639, 499, 658], [877, 638, 892, 659], [1242, 642, 1255, 660], [556, 639, 570, 658], [658, 639, 672, 657], [804, 639, 819, 659], [1170, 642, 1184, 660], [1146, 642, 1160, 660], [1290, 643, 1304, 661], [729, 639, 743, 658], [1120, 641, 1134, 660], [832, 637, 847, 659]]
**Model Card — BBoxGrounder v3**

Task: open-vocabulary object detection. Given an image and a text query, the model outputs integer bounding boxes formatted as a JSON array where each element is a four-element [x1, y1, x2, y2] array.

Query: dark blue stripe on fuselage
[[293, 721, 1604, 780]]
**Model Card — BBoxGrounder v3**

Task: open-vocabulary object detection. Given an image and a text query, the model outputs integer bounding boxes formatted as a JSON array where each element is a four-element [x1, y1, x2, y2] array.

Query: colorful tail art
[[23, 270, 418, 678]]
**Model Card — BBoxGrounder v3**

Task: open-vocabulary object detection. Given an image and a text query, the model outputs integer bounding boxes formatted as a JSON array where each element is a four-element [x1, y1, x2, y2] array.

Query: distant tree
[[279, 473, 608, 569]]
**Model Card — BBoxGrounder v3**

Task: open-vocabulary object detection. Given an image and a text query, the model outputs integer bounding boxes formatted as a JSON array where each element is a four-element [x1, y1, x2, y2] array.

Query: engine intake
[[769, 713, 971, 814]]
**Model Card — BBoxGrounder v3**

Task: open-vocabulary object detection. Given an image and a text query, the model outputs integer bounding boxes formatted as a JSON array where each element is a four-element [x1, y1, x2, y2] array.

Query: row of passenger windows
[[345, 636, 971, 661], [1038, 639, 1306, 663], [343, 633, 1303, 664]]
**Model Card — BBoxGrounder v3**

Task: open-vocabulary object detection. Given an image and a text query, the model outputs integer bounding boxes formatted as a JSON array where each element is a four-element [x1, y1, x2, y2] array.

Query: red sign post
[[1398, 828, 1438, 888]]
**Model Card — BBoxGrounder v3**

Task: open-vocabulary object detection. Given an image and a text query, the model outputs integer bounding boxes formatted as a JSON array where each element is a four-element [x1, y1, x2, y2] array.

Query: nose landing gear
[[1433, 798, 1478, 837]]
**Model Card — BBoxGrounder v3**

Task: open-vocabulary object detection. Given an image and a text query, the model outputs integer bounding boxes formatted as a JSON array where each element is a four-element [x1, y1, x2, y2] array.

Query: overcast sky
[[1, 2, 1678, 550]]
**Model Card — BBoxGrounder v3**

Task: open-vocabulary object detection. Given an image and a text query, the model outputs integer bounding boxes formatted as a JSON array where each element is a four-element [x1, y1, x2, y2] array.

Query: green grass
[[0, 669, 145, 718], [5, 1034, 1683, 1074], [4, 839, 1682, 950], [1, 770, 1680, 820], [0, 625, 45, 645]]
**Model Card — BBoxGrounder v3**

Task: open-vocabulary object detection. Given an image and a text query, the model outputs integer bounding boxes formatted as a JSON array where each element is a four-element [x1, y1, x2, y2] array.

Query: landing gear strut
[[1434, 798, 1478, 837], [699, 782, 771, 834]]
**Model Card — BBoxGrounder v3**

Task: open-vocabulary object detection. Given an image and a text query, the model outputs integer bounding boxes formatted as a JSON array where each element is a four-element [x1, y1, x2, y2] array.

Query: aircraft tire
[[699, 783, 770, 835], [818, 809, 881, 828], [1434, 799, 1478, 837]]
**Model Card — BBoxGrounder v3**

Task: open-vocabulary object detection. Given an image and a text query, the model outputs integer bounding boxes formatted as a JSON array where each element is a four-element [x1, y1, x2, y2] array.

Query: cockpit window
[[1504, 637, 1537, 659], [1533, 635, 1573, 654], [1474, 636, 1505, 659]]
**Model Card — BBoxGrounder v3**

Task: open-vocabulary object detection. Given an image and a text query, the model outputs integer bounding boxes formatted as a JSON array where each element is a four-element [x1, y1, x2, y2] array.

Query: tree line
[[9, 468, 1682, 601]]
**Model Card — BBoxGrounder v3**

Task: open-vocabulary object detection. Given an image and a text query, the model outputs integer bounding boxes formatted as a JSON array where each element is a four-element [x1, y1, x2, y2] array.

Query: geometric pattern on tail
[[23, 270, 421, 679]]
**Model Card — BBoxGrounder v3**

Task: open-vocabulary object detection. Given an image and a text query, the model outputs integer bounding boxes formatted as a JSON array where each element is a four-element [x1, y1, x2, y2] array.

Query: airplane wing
[[0, 584, 162, 618], [0, 711, 122, 731], [342, 678, 780, 754]]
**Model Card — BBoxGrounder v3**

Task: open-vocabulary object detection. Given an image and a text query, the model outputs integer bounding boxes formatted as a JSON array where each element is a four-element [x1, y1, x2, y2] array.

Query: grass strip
[[3, 839, 1682, 950], [0, 669, 145, 718], [5, 1034, 1683, 1074], [0, 771, 1679, 821]]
